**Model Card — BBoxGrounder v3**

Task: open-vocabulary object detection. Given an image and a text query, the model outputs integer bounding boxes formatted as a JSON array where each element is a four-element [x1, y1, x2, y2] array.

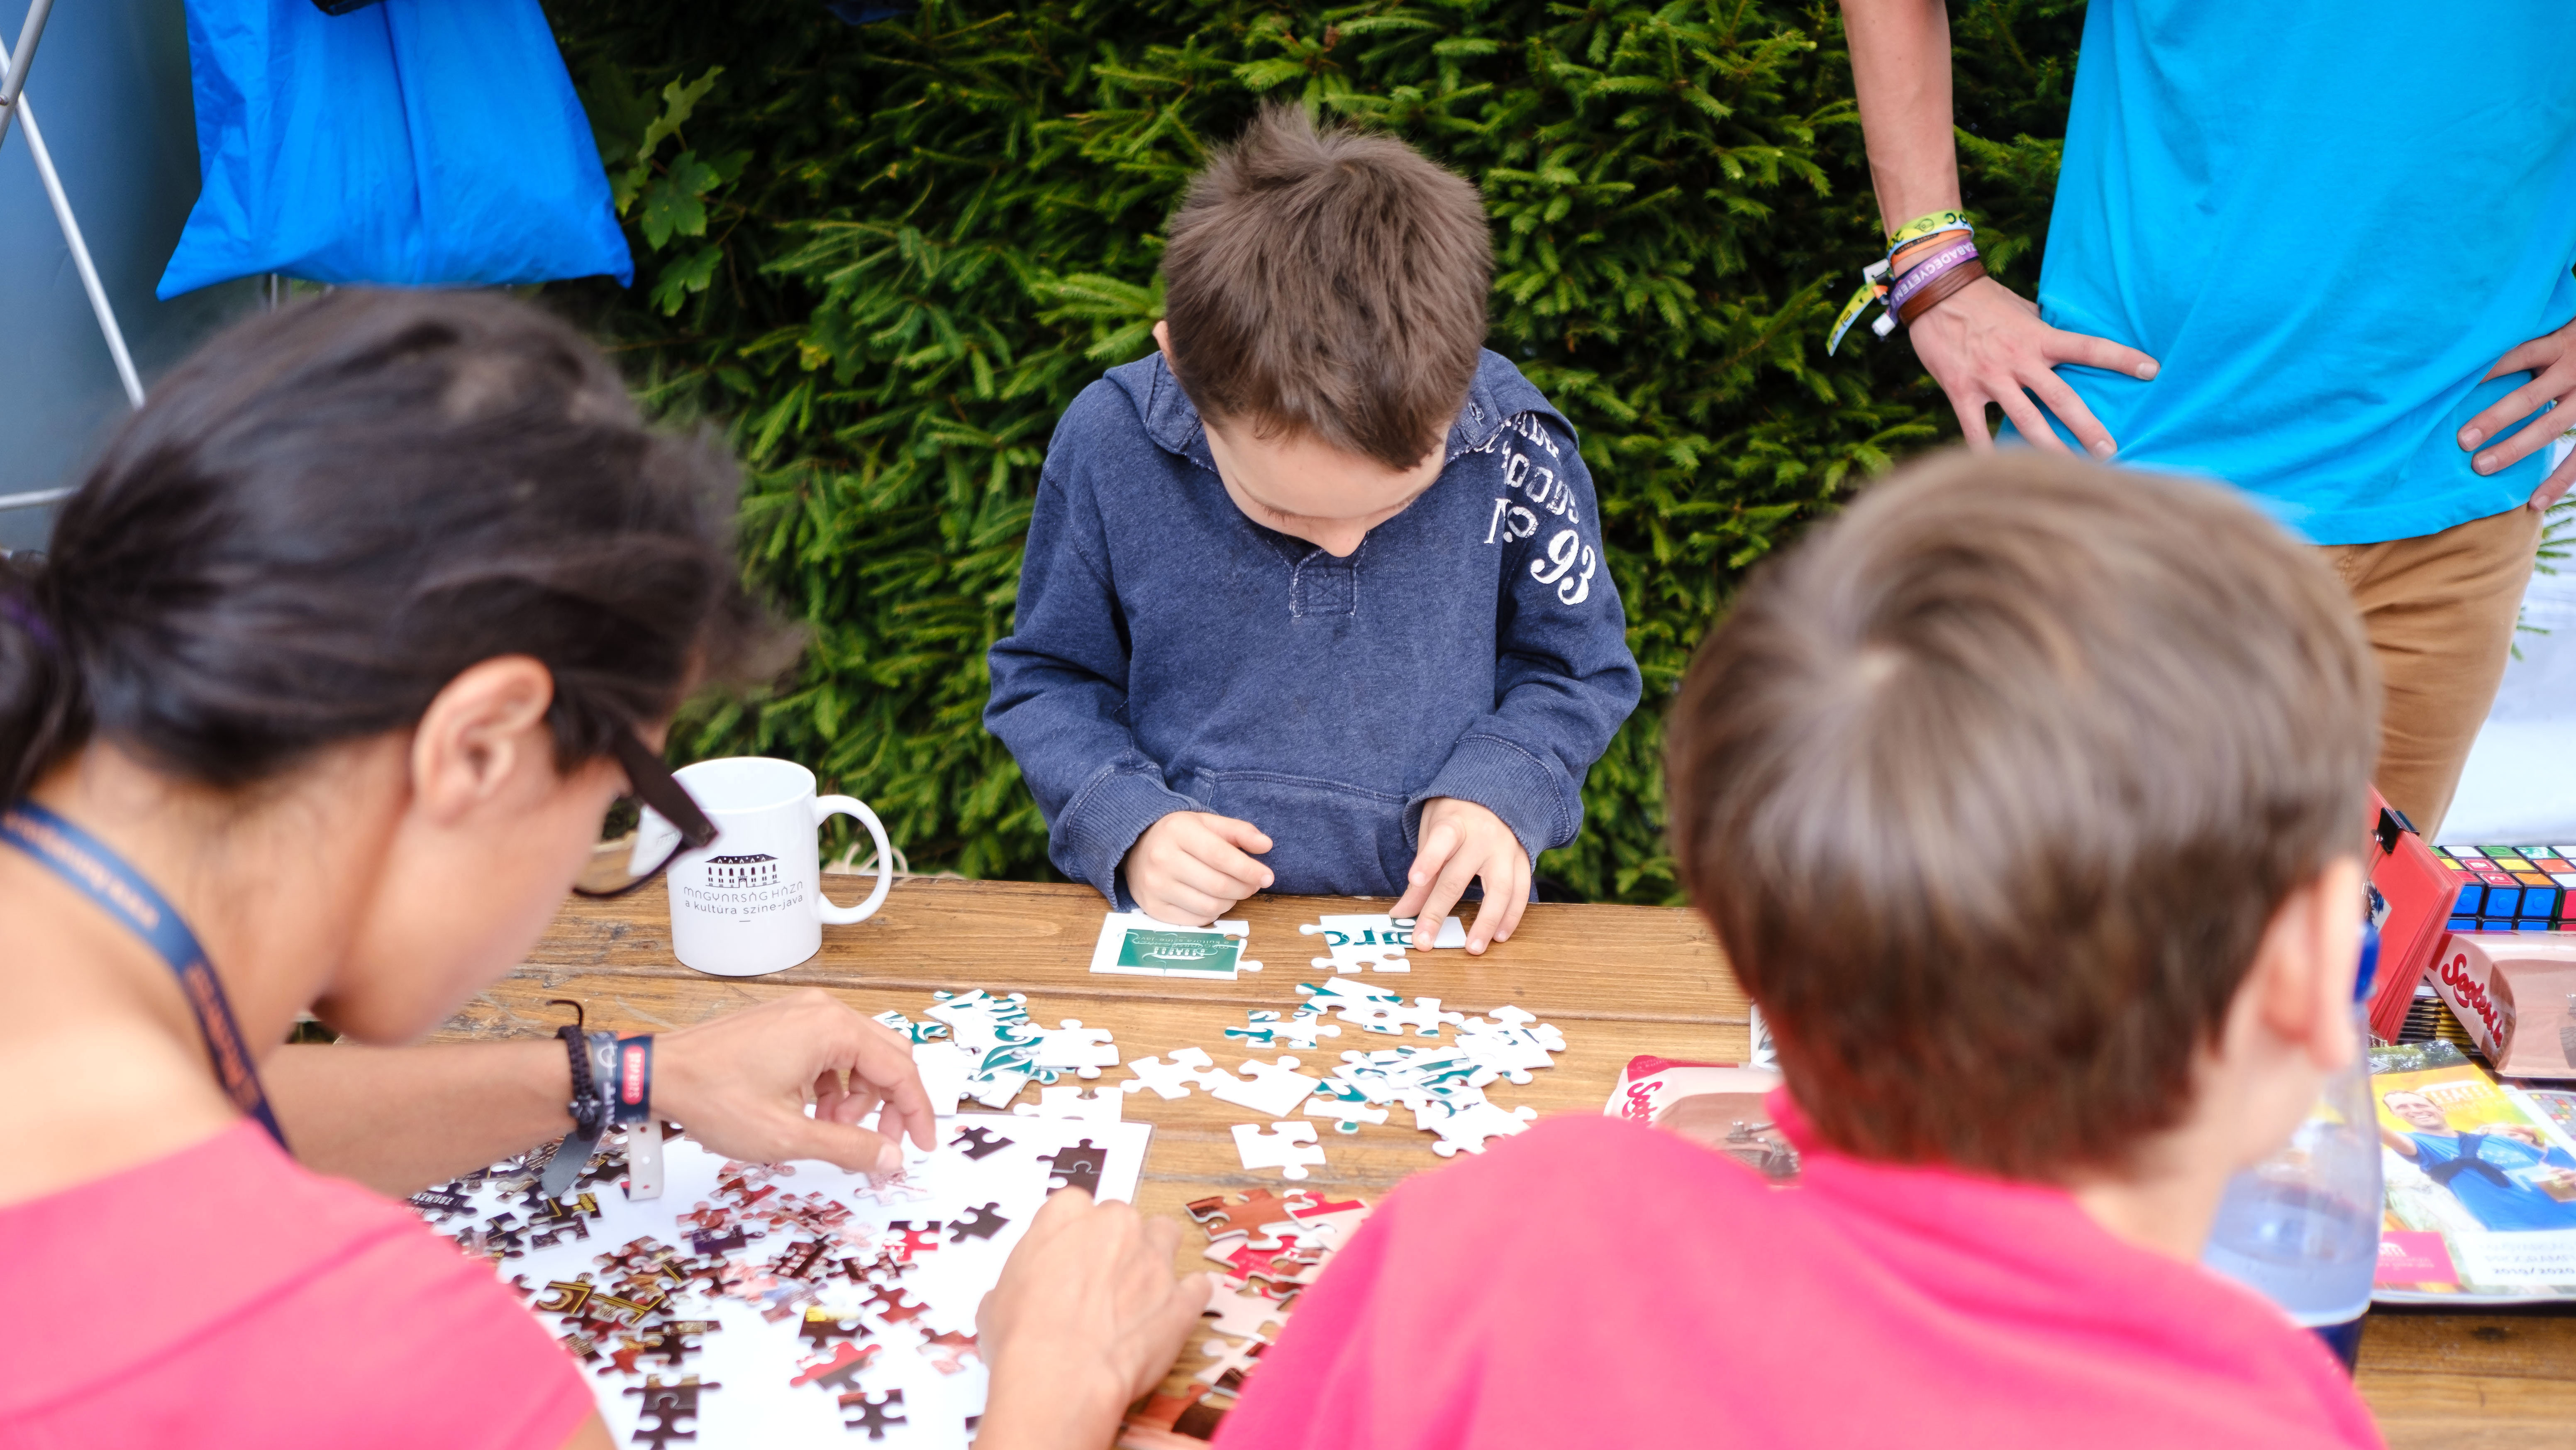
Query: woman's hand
[[653, 989, 937, 1177], [2459, 315, 2576, 512], [973, 1190, 1213, 1450], [1905, 277, 2161, 457]]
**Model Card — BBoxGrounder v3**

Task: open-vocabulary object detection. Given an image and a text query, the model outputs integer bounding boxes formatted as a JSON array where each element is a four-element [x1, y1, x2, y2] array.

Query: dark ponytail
[[0, 289, 795, 802]]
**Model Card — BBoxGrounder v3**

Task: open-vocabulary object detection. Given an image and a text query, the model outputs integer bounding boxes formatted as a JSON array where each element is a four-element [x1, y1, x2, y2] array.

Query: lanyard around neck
[[2, 799, 291, 1153]]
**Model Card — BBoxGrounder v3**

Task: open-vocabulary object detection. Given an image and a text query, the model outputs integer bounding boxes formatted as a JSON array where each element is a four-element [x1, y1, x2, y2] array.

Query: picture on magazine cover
[[2371, 1044, 2576, 1301]]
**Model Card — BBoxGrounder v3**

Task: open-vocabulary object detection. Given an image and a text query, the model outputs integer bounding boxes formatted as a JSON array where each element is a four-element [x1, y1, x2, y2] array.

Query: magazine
[[2371, 1042, 2576, 1305]]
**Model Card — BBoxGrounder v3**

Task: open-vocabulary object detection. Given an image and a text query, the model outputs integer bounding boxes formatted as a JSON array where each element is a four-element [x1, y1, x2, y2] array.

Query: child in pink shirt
[[968, 449, 2389, 1449]]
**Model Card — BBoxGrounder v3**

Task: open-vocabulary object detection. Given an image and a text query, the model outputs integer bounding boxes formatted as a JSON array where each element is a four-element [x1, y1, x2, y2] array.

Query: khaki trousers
[[2317, 505, 2545, 839]]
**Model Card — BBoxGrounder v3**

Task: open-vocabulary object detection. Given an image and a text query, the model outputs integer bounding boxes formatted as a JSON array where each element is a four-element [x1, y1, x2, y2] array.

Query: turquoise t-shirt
[[2022, 0, 2576, 545]]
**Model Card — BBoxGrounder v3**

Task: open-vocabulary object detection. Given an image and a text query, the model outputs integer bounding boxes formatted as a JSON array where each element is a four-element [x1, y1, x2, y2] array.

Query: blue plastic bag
[[158, 0, 633, 297]]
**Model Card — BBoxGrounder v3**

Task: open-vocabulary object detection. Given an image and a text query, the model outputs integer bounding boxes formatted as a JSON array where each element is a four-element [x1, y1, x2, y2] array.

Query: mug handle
[[812, 795, 895, 925]]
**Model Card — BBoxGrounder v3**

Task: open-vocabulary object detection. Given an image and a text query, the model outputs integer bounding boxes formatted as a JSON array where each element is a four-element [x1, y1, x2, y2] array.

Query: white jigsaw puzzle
[[1417, 1099, 1539, 1157], [1118, 1047, 1218, 1099], [1297, 913, 1467, 974], [1204, 1056, 1324, 1117], [925, 989, 1037, 1052], [1230, 1120, 1327, 1180], [910, 1039, 982, 1109], [1301, 1096, 1389, 1133], [1011, 1084, 1126, 1122], [1031, 1019, 1119, 1078], [1332, 995, 1465, 1038]]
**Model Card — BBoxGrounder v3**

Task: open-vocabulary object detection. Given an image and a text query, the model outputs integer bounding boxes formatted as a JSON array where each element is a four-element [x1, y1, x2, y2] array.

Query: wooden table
[[432, 876, 2576, 1446]]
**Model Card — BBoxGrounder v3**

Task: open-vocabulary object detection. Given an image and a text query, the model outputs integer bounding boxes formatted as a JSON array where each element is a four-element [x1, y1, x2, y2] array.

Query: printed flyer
[[2371, 1043, 2576, 1304]]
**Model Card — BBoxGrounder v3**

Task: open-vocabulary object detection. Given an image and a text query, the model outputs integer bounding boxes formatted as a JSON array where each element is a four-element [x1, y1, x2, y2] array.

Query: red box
[[2366, 790, 2464, 1043]]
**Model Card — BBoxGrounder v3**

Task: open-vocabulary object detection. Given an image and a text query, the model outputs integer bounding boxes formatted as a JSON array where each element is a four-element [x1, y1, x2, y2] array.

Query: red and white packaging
[[1603, 1055, 1783, 1125], [2426, 932, 2576, 1080]]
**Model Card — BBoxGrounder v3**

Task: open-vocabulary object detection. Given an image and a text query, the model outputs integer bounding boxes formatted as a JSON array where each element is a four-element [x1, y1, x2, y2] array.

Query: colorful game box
[[2432, 844, 2576, 935]]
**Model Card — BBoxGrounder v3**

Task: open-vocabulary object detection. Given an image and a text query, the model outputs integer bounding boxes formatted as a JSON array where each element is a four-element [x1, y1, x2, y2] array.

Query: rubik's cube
[[2435, 845, 2576, 933]]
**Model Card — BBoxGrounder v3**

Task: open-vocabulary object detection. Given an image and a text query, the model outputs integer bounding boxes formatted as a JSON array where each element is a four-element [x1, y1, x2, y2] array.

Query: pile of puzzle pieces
[[415, 1122, 1133, 1444], [1119, 978, 1565, 1179], [1122, 1187, 1374, 1443]]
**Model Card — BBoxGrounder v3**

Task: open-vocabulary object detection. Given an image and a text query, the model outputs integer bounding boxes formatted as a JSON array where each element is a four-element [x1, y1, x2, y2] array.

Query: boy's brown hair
[[1160, 105, 1490, 471], [1667, 452, 2377, 1180]]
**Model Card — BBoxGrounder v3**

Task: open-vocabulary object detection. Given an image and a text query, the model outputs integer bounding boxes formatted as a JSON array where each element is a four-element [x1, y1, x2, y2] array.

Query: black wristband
[[557, 1023, 608, 1140]]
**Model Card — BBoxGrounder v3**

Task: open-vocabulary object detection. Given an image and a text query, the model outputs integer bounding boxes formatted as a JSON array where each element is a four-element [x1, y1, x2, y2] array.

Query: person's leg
[[2317, 506, 2544, 837]]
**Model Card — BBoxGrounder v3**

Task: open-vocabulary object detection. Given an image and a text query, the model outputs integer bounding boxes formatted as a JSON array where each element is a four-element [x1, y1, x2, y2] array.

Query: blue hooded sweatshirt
[[985, 350, 1642, 907]]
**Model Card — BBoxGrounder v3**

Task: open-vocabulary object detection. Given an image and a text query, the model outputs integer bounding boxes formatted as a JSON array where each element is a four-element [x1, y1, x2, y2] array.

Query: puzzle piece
[[1225, 1008, 1342, 1052], [1090, 911, 1251, 977], [1013, 1084, 1125, 1122], [849, 1168, 933, 1206], [1303, 1095, 1389, 1133], [1301, 913, 1415, 973], [925, 990, 1038, 1053], [946, 1202, 1011, 1242], [910, 1039, 982, 1111], [407, 1183, 473, 1221], [839, 1388, 907, 1440], [1200, 1276, 1293, 1340], [790, 1340, 882, 1391], [866, 1286, 930, 1326], [1332, 995, 1465, 1039], [1032, 1019, 1120, 1078], [1195, 1335, 1268, 1392], [1120, 1047, 1219, 1099], [1042, 1139, 1107, 1197], [1231, 1121, 1326, 1181], [1204, 1056, 1324, 1117], [1418, 1099, 1540, 1157], [921, 1328, 982, 1375], [799, 1308, 866, 1350], [871, 1008, 948, 1044], [949, 1123, 1015, 1160], [624, 1375, 717, 1450], [1185, 1188, 1316, 1240], [637, 1319, 720, 1368]]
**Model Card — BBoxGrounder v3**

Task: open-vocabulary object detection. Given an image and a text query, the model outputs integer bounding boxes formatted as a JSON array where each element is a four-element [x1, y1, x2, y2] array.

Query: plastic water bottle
[[2200, 922, 2384, 1369]]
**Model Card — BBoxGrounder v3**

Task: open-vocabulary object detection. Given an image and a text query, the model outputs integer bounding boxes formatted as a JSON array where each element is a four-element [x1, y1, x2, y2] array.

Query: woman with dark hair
[[0, 290, 940, 1447]]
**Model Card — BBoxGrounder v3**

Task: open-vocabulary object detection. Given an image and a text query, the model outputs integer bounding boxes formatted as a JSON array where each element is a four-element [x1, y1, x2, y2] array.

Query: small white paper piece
[[621, 1119, 665, 1200]]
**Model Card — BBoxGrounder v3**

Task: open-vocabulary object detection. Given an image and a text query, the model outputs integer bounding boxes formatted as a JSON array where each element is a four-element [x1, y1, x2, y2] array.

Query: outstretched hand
[[2459, 315, 2576, 513], [651, 989, 938, 1178], [973, 1189, 1212, 1450], [1393, 796, 1529, 954], [1904, 276, 2160, 457]]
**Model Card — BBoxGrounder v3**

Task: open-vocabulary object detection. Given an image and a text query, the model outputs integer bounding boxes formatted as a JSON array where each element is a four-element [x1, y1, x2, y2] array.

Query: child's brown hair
[[1666, 452, 2377, 1179], [1160, 105, 1490, 472]]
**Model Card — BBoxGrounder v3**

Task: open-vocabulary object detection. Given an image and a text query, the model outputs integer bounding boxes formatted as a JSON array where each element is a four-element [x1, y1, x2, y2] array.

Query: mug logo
[[705, 853, 779, 888]]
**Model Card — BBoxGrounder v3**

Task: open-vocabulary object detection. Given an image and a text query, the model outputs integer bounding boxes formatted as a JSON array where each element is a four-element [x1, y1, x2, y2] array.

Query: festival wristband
[[1884, 239, 1979, 315], [1886, 208, 1973, 249], [615, 1033, 666, 1201], [1827, 211, 1975, 355], [1897, 257, 1988, 327]]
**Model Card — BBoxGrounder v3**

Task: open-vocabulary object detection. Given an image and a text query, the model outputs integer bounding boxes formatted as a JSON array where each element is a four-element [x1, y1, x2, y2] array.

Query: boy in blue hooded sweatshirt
[[984, 107, 1641, 950]]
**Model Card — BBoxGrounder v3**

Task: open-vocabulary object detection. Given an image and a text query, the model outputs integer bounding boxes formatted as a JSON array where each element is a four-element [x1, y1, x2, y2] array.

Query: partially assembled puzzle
[[1122, 1185, 1376, 1443], [413, 1111, 1150, 1446]]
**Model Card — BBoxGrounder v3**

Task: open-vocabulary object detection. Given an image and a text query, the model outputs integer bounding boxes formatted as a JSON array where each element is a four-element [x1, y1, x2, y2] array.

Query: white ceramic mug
[[634, 757, 894, 976]]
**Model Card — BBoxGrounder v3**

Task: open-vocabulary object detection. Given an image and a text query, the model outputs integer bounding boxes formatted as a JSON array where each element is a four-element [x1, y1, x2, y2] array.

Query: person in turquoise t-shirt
[[1841, 0, 2576, 835]]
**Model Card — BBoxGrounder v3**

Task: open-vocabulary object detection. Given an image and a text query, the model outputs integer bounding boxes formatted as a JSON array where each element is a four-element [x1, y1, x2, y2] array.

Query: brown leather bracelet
[[1897, 258, 1987, 327]]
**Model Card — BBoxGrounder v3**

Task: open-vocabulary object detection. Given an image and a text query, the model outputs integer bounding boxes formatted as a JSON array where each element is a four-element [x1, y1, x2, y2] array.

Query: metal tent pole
[[0, 0, 56, 154], [0, 18, 146, 410]]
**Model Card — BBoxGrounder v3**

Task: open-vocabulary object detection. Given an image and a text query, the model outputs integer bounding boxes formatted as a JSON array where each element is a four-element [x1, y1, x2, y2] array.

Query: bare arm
[[268, 989, 940, 1199], [1840, 0, 2159, 454]]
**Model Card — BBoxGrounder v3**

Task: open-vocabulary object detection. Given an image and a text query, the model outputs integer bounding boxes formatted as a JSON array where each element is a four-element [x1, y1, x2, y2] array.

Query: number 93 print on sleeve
[[1480, 415, 1600, 607]]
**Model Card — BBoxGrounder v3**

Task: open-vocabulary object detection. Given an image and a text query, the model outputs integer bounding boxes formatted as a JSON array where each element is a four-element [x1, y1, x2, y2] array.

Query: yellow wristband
[[1887, 209, 1973, 249]]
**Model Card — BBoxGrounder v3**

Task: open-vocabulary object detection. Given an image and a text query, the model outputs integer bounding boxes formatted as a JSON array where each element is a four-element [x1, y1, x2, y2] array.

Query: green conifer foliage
[[543, 0, 2084, 901]]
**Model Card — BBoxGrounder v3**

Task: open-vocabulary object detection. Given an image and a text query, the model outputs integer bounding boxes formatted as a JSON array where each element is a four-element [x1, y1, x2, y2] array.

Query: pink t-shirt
[[0, 1121, 594, 1449], [1219, 1101, 2383, 1449]]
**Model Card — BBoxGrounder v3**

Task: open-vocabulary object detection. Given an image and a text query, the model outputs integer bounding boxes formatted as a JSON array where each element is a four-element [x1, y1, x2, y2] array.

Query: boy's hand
[[1126, 811, 1274, 926], [1393, 797, 1529, 954]]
